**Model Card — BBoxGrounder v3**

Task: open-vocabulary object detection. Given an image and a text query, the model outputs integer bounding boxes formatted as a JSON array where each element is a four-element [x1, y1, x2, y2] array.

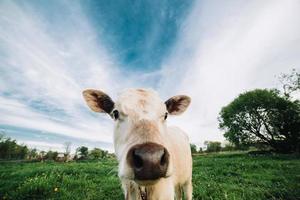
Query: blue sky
[[0, 0, 299, 152]]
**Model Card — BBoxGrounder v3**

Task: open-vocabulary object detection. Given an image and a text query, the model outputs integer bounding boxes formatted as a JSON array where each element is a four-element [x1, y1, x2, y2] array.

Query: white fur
[[113, 89, 192, 200], [83, 88, 192, 200]]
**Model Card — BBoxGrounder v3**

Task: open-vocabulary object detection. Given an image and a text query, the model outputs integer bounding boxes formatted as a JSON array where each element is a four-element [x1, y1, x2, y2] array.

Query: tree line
[[190, 141, 235, 154], [0, 134, 28, 159], [0, 133, 113, 161]]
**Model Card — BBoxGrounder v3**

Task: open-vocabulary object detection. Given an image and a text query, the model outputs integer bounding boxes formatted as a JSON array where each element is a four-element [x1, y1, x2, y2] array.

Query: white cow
[[83, 88, 192, 200]]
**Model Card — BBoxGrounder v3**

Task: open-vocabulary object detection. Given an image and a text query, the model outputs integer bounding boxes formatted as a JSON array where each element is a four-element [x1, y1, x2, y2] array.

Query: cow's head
[[83, 88, 190, 185]]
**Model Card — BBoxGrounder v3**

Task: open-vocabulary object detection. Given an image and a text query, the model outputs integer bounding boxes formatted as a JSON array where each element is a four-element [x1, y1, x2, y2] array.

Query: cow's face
[[83, 88, 190, 185]]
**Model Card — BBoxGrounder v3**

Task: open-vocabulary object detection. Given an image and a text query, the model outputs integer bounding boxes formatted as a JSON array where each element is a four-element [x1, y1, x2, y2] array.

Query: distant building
[[56, 153, 73, 162]]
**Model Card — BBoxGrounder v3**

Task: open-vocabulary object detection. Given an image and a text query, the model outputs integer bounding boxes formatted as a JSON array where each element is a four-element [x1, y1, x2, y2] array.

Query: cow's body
[[83, 88, 192, 200]]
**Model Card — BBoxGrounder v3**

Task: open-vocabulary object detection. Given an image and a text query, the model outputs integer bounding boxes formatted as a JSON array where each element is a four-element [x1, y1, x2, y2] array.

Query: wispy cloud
[[0, 96, 112, 142], [18, 140, 64, 152], [0, 1, 128, 149], [0, 0, 299, 151], [159, 0, 300, 145]]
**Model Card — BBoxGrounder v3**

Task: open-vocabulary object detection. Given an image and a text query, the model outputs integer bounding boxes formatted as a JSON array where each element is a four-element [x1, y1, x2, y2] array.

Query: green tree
[[28, 148, 38, 160], [17, 145, 29, 159], [205, 141, 222, 152], [45, 150, 58, 160], [77, 146, 89, 159], [219, 89, 300, 153], [222, 142, 235, 151], [0, 133, 28, 159], [89, 148, 107, 160], [190, 144, 197, 154], [198, 147, 203, 153]]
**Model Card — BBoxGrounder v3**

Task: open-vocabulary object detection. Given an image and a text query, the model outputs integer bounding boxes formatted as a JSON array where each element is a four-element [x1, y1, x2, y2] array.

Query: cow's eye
[[112, 110, 119, 120], [164, 112, 168, 120]]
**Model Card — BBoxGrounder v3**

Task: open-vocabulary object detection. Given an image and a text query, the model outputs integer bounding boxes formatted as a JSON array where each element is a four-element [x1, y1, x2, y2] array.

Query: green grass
[[0, 153, 299, 200], [192, 153, 300, 200]]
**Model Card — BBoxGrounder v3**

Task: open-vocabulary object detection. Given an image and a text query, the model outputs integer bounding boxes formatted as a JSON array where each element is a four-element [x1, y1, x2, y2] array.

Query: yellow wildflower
[[54, 187, 58, 192]]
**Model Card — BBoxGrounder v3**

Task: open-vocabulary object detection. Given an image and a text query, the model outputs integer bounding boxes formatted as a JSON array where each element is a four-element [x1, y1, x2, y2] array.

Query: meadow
[[0, 152, 299, 200]]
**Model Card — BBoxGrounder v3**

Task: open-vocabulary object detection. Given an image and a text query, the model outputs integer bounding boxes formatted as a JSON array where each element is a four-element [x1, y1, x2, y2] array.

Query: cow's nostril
[[160, 150, 167, 166], [133, 151, 143, 169]]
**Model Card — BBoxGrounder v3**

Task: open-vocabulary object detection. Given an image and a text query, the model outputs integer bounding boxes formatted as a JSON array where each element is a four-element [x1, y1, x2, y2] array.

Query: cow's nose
[[128, 143, 169, 180]]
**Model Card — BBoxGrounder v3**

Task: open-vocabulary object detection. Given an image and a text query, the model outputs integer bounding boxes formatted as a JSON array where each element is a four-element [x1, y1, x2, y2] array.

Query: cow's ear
[[82, 89, 114, 114], [165, 95, 191, 115]]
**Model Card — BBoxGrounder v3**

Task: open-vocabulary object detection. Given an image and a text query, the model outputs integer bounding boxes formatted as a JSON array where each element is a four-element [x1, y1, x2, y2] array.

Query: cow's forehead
[[115, 88, 166, 117]]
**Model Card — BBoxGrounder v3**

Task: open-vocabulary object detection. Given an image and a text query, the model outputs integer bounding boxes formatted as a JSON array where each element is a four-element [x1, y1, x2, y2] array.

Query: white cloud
[[159, 0, 300, 146], [18, 140, 64, 152], [0, 1, 127, 147], [0, 96, 112, 142], [1, 0, 299, 151]]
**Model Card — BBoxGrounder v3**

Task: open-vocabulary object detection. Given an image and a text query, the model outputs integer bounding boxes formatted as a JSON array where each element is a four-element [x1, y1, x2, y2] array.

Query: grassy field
[[0, 152, 299, 200]]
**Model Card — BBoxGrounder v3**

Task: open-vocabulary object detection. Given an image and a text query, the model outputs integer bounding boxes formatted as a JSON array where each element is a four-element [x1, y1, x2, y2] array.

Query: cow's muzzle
[[127, 142, 169, 181]]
